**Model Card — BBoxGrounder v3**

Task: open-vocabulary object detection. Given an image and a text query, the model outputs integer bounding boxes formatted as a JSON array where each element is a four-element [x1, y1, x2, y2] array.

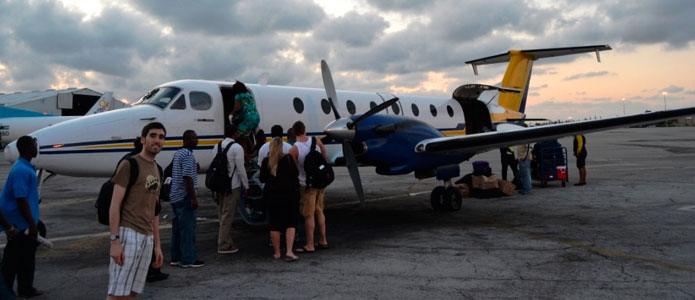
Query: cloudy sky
[[0, 0, 693, 120]]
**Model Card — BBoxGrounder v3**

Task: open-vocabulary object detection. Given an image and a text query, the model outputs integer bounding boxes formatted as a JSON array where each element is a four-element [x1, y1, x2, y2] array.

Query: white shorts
[[108, 226, 154, 296]]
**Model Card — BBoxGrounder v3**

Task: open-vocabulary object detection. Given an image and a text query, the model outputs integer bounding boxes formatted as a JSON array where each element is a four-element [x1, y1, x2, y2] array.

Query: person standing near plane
[[499, 147, 518, 182], [260, 137, 300, 261], [107, 122, 166, 299], [573, 134, 588, 186], [0, 136, 43, 298], [169, 130, 204, 268], [289, 121, 329, 253], [516, 143, 533, 195], [214, 124, 248, 254]]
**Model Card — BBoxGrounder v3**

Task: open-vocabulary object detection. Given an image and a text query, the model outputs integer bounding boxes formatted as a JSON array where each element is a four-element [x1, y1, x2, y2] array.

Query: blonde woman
[[259, 137, 300, 261]]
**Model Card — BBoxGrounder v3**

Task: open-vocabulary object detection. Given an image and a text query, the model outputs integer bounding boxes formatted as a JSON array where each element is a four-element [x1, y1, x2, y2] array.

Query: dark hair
[[16, 136, 35, 155], [231, 81, 248, 95], [255, 129, 265, 143], [183, 129, 197, 140], [225, 124, 238, 138], [292, 121, 305, 136], [141, 122, 167, 138], [271, 125, 283, 138], [131, 137, 143, 154]]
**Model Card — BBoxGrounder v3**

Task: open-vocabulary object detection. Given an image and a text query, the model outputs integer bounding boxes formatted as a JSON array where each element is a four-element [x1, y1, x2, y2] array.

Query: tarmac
[[0, 127, 694, 299]]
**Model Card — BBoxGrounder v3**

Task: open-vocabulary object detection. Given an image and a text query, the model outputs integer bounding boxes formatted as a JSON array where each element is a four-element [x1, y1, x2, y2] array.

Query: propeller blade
[[347, 97, 399, 129], [321, 60, 341, 120], [342, 142, 365, 207]]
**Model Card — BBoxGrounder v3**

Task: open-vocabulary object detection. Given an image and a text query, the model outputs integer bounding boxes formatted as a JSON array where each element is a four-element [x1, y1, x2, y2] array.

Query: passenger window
[[293, 97, 304, 114], [321, 99, 331, 115], [411, 103, 419, 116], [170, 95, 186, 110], [190, 92, 212, 110], [447, 105, 454, 117], [430, 104, 437, 117], [347, 100, 356, 115], [391, 102, 400, 115], [370, 101, 377, 109]]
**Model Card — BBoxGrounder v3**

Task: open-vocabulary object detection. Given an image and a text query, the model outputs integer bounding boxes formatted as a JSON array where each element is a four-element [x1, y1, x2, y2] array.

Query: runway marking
[[481, 222, 695, 274], [330, 191, 430, 208], [677, 205, 695, 212]]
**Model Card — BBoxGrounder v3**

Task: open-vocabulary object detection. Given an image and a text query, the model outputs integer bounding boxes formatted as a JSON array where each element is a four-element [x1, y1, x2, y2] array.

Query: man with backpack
[[169, 130, 204, 268], [289, 121, 331, 253], [211, 124, 248, 254], [107, 122, 166, 299]]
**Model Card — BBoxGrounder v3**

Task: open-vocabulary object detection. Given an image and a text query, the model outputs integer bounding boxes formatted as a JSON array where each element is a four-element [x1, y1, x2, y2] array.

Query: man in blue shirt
[[169, 130, 203, 268], [0, 135, 43, 298]]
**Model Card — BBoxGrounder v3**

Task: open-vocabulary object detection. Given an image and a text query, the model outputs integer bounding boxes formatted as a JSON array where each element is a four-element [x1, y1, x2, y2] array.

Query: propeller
[[320, 59, 365, 207]]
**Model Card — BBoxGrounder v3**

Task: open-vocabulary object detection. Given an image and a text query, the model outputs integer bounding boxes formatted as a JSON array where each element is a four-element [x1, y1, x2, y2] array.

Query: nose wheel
[[430, 183, 462, 212]]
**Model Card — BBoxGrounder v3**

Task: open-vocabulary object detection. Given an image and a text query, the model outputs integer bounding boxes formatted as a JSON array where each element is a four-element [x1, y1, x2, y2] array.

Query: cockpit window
[[135, 87, 181, 109], [170, 95, 186, 110]]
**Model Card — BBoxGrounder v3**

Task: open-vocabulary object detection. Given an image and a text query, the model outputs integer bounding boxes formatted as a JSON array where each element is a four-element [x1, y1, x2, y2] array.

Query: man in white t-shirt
[[289, 121, 329, 253], [258, 125, 292, 163]]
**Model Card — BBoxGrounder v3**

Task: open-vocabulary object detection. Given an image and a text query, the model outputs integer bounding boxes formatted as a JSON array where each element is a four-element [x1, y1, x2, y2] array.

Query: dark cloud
[[129, 0, 325, 36], [365, 0, 431, 12], [314, 12, 388, 47], [661, 85, 684, 94], [564, 71, 614, 81]]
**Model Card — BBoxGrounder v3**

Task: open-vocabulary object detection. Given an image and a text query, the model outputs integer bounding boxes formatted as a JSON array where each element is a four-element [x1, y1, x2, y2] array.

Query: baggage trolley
[[532, 143, 568, 187]]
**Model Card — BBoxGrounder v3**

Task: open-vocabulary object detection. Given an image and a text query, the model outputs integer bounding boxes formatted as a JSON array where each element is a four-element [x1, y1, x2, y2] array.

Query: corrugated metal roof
[[0, 88, 102, 106]]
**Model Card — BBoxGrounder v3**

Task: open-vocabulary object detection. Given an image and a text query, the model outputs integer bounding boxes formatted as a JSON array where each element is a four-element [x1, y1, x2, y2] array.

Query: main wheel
[[443, 187, 462, 211], [430, 186, 446, 211]]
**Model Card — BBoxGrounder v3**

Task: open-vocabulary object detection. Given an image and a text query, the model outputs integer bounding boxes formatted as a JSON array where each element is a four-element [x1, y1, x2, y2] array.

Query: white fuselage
[[5, 80, 472, 177]]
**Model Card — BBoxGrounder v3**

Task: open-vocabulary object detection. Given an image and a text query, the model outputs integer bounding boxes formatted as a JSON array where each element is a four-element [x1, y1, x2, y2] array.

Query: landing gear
[[430, 181, 462, 212]]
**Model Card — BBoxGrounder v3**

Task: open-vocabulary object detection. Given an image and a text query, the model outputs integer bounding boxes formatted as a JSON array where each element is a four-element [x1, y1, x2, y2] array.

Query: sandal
[[295, 247, 315, 253]]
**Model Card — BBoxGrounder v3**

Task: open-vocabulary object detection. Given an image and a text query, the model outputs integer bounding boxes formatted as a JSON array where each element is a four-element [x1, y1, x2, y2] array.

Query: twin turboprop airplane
[[5, 45, 695, 215]]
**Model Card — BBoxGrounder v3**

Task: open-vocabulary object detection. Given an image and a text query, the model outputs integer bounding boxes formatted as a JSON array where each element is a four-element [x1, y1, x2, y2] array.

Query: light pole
[[622, 98, 626, 115], [662, 91, 668, 110]]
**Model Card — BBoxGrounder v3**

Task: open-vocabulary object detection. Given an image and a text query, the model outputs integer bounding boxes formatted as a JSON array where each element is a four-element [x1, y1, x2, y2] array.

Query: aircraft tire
[[443, 187, 462, 211], [430, 186, 446, 211]]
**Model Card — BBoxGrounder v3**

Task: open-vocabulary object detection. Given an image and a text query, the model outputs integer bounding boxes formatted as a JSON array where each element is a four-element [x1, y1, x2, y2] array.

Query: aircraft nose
[[4, 141, 19, 163]]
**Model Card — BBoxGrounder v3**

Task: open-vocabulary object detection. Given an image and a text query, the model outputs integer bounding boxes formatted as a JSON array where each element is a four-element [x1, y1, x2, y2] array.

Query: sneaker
[[218, 247, 239, 254], [146, 271, 170, 282], [180, 260, 205, 268], [170, 261, 180, 266]]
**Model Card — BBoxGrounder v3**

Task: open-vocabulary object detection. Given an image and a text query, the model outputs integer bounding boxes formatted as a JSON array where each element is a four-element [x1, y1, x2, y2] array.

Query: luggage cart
[[531, 142, 568, 187]]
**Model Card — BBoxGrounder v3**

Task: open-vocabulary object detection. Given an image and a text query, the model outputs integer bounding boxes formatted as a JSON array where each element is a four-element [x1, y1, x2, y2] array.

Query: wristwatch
[[109, 234, 120, 241]]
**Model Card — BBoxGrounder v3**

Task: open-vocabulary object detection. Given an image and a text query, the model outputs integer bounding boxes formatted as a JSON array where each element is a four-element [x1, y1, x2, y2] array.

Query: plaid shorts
[[108, 226, 154, 296]]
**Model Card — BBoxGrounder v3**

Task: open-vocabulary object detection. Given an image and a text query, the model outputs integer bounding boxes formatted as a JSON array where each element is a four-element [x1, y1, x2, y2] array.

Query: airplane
[[4, 45, 695, 221], [0, 92, 115, 146]]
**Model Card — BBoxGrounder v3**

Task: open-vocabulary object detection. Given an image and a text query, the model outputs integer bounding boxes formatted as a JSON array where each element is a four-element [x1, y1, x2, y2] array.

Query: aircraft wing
[[415, 107, 695, 154]]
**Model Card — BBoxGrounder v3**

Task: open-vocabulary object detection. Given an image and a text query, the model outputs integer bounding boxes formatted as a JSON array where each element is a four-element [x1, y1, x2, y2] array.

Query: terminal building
[[0, 88, 127, 117]]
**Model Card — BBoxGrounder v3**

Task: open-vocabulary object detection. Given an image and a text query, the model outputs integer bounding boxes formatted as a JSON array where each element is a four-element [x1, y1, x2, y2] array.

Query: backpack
[[205, 141, 236, 193], [158, 160, 174, 202], [303, 137, 334, 189], [95, 157, 162, 225]]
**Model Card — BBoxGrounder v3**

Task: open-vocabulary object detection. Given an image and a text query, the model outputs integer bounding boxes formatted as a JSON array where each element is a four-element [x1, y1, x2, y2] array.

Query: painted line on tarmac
[[35, 191, 430, 244], [36, 218, 221, 244], [330, 191, 430, 208], [481, 222, 695, 274]]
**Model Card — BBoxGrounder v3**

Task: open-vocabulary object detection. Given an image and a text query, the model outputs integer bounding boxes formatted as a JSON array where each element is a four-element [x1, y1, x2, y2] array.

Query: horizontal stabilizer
[[416, 106, 695, 154], [466, 45, 612, 68]]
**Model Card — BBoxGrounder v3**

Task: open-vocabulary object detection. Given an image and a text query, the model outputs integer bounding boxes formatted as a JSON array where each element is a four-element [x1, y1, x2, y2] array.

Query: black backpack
[[205, 141, 235, 193], [95, 157, 162, 225], [158, 159, 174, 202], [303, 137, 334, 189]]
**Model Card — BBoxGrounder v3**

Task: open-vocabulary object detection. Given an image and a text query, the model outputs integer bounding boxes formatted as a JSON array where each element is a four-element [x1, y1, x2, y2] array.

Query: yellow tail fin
[[466, 45, 611, 115]]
